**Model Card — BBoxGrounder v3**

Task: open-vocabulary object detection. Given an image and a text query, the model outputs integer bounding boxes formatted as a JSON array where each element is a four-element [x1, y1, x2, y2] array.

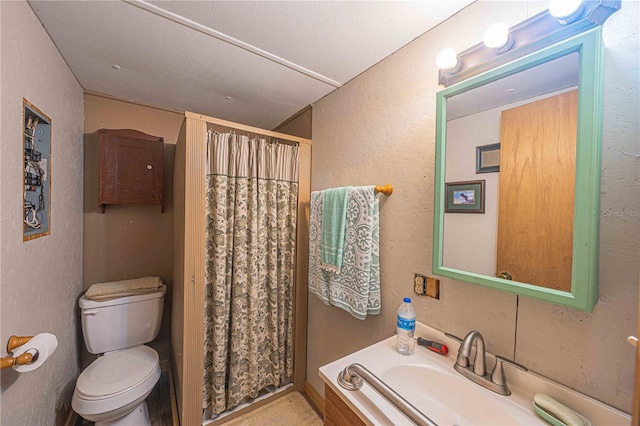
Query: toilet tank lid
[[79, 285, 166, 309]]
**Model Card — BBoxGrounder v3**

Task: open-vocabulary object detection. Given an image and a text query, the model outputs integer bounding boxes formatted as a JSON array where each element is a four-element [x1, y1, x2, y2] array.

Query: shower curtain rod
[[186, 111, 312, 146]]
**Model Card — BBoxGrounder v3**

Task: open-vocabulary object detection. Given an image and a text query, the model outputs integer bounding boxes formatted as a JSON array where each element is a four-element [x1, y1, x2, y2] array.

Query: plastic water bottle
[[396, 297, 416, 355]]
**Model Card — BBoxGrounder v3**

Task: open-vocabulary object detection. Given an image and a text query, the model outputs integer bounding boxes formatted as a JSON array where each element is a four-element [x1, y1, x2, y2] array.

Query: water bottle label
[[397, 316, 415, 331]]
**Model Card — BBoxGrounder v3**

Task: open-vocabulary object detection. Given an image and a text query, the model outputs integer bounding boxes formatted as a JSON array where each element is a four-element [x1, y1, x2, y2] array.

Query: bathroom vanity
[[320, 322, 630, 425], [324, 385, 366, 426]]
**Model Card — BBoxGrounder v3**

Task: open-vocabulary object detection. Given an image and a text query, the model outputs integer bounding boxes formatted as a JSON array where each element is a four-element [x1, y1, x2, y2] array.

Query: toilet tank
[[79, 285, 166, 354]]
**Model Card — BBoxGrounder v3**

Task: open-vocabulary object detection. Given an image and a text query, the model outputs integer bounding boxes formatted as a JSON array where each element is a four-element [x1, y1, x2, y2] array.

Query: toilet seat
[[72, 345, 160, 420], [76, 345, 158, 399]]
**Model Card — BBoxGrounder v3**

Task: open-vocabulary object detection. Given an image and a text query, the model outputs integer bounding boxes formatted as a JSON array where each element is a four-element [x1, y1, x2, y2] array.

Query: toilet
[[72, 285, 166, 425]]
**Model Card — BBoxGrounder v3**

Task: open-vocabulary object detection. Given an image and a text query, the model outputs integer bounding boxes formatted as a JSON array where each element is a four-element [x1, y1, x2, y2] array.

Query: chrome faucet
[[456, 330, 486, 376], [445, 330, 527, 396]]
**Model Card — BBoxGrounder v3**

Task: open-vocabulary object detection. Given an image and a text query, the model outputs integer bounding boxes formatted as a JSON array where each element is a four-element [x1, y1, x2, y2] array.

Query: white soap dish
[[533, 393, 592, 426]]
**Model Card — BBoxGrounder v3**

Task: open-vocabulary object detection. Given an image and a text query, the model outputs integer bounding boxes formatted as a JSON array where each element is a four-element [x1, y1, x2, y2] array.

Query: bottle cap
[[403, 297, 411, 303]]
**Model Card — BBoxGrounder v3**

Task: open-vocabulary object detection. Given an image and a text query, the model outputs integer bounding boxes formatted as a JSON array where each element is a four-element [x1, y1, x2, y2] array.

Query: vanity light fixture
[[438, 0, 620, 87], [436, 48, 460, 71], [549, 0, 584, 24], [483, 23, 513, 52]]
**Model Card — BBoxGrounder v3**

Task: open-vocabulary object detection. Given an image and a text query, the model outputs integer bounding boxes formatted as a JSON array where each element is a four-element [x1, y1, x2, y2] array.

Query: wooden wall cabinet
[[98, 129, 164, 212]]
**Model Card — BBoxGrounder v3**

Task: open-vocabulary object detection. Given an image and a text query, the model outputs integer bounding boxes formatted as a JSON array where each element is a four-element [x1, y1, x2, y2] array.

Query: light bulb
[[483, 23, 510, 49], [549, 0, 583, 20], [436, 48, 458, 70]]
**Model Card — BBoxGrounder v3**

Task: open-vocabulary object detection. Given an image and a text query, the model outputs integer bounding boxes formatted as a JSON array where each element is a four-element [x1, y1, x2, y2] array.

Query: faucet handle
[[491, 355, 528, 386], [497, 355, 527, 371]]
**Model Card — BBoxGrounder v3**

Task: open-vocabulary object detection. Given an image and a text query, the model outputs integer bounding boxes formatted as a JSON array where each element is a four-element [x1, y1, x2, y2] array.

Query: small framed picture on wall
[[476, 143, 500, 173], [445, 180, 485, 213]]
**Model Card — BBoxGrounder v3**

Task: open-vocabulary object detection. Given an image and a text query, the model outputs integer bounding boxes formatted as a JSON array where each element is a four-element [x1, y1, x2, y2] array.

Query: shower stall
[[172, 112, 311, 425]]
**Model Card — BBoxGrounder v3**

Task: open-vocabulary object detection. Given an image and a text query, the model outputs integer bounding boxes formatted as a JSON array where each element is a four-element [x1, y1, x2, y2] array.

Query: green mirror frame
[[433, 28, 604, 311]]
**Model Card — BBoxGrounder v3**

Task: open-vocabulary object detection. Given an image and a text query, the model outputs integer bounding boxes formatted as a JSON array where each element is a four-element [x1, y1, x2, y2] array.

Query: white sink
[[319, 322, 630, 426], [381, 364, 539, 425]]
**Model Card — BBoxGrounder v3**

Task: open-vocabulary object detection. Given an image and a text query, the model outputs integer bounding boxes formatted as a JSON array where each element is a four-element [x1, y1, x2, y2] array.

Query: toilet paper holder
[[1, 335, 34, 369]]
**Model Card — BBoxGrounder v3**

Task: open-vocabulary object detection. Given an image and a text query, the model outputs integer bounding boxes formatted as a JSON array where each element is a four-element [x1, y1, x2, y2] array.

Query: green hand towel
[[321, 186, 351, 271]]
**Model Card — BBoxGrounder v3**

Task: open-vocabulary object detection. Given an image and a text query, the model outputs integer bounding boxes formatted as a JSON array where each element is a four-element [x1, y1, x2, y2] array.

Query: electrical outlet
[[414, 274, 427, 295]]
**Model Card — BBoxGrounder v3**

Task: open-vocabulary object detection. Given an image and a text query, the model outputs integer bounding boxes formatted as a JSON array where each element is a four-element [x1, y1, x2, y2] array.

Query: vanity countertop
[[319, 322, 630, 425]]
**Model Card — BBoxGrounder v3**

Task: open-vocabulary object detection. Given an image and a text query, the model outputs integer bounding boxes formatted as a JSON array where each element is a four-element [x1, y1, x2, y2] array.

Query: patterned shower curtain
[[203, 131, 299, 414]]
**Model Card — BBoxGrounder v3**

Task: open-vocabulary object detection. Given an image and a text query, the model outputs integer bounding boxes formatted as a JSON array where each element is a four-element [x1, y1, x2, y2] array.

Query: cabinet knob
[[146, 165, 153, 170]]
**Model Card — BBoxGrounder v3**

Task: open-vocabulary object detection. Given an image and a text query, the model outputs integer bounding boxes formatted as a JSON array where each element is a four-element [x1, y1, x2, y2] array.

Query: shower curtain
[[202, 131, 299, 414]]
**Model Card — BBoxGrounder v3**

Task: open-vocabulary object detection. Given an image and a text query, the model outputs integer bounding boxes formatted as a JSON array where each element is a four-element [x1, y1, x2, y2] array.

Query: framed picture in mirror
[[445, 180, 485, 213], [476, 143, 500, 173]]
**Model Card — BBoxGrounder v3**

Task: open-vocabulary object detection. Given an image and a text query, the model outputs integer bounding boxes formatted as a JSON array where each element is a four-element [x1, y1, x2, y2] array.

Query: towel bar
[[374, 184, 393, 196]]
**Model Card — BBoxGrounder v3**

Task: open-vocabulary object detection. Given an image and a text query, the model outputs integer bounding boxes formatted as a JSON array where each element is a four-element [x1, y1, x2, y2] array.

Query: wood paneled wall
[[172, 117, 207, 425], [171, 122, 187, 416]]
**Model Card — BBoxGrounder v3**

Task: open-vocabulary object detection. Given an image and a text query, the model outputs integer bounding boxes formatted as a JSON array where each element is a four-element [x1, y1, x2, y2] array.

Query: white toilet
[[72, 285, 166, 425]]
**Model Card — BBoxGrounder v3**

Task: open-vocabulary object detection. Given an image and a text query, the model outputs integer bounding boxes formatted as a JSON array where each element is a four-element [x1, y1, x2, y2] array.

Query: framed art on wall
[[445, 180, 485, 213], [476, 143, 500, 173], [23, 99, 51, 241]]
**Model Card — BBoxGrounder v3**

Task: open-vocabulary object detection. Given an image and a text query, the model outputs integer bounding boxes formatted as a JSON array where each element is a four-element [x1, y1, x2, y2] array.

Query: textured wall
[[83, 94, 183, 343], [0, 1, 85, 424], [273, 106, 312, 139], [310, 0, 639, 412], [516, 2, 640, 409], [444, 107, 500, 275]]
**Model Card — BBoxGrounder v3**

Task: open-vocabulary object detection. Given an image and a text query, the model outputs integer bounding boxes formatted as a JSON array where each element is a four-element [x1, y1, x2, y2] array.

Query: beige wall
[[84, 94, 184, 341], [310, 0, 639, 413], [0, 1, 85, 424], [444, 106, 500, 275], [273, 106, 312, 139]]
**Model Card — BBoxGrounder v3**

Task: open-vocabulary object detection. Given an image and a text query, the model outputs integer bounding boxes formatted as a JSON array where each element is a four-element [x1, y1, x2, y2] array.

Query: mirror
[[433, 28, 604, 311], [444, 53, 579, 288]]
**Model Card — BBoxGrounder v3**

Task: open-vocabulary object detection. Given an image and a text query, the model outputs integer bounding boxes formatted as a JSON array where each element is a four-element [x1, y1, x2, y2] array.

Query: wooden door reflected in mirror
[[496, 90, 577, 291]]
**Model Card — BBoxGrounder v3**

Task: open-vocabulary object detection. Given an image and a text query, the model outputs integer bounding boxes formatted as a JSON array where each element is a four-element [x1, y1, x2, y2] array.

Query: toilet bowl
[[72, 345, 160, 424], [73, 284, 166, 424]]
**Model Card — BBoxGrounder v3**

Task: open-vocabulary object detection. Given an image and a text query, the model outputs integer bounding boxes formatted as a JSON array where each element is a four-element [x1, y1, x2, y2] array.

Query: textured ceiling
[[29, 0, 475, 129]]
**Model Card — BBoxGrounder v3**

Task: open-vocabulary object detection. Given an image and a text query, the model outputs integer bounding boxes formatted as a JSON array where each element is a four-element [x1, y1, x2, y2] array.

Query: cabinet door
[[324, 385, 366, 426], [99, 129, 163, 209]]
